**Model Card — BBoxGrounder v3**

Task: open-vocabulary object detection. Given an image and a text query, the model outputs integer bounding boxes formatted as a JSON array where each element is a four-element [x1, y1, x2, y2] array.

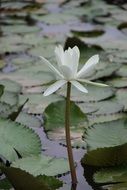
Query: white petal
[[78, 79, 108, 87], [44, 80, 67, 96], [55, 45, 64, 67], [72, 46, 80, 75], [70, 80, 88, 93], [77, 54, 99, 78], [59, 65, 72, 80], [40, 56, 63, 79]]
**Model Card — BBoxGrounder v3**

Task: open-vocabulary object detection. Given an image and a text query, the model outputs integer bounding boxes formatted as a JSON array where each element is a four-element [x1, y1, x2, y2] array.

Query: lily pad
[[107, 77, 127, 88], [116, 65, 127, 77], [16, 112, 42, 128], [2, 25, 40, 35], [115, 89, 127, 111], [1, 91, 18, 106], [94, 166, 127, 190], [44, 100, 87, 147], [0, 118, 41, 162], [44, 100, 87, 131], [12, 154, 69, 176], [82, 118, 127, 166], [0, 79, 22, 93], [0, 84, 4, 98], [19, 93, 64, 114], [0, 165, 62, 190], [58, 84, 114, 102]]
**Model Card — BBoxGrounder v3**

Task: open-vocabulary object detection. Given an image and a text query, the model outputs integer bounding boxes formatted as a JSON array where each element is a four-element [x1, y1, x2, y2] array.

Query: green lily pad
[[28, 44, 55, 58], [107, 77, 127, 88], [0, 43, 30, 55], [82, 118, 127, 166], [1, 35, 22, 45], [44, 100, 87, 131], [0, 79, 22, 93], [115, 89, 127, 111], [11, 56, 35, 69], [0, 165, 62, 190], [1, 91, 18, 106], [34, 13, 78, 25], [116, 65, 127, 77], [44, 100, 87, 146], [84, 119, 127, 151], [16, 112, 42, 128], [0, 118, 41, 162], [94, 166, 127, 190], [12, 154, 69, 176], [58, 84, 114, 102], [2, 25, 40, 35], [82, 143, 127, 167], [88, 113, 126, 126], [19, 93, 64, 114], [72, 30, 105, 38]]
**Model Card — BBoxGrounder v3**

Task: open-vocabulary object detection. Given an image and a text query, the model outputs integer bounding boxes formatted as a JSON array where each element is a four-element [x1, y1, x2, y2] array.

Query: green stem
[[65, 82, 77, 185]]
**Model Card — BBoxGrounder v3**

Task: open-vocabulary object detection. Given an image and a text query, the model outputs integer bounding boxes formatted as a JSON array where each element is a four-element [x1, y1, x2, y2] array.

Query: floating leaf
[[44, 100, 87, 146], [78, 99, 123, 116], [12, 154, 69, 176], [11, 56, 35, 69], [82, 119, 127, 166], [116, 65, 127, 77], [0, 79, 22, 93], [84, 119, 127, 151], [107, 77, 127, 88], [58, 84, 114, 102], [1, 91, 18, 106], [2, 25, 40, 35], [116, 89, 127, 111], [0, 118, 41, 162], [88, 113, 126, 126], [44, 100, 87, 131], [19, 93, 64, 114], [16, 112, 42, 128], [0, 43, 30, 55], [34, 13, 78, 25], [0, 165, 62, 190], [94, 166, 127, 190]]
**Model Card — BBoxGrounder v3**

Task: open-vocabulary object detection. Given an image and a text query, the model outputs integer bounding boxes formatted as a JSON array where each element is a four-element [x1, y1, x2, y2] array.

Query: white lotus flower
[[40, 45, 107, 96]]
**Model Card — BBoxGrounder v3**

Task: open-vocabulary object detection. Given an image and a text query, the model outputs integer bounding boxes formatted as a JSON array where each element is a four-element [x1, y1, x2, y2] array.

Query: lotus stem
[[65, 82, 77, 186]]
